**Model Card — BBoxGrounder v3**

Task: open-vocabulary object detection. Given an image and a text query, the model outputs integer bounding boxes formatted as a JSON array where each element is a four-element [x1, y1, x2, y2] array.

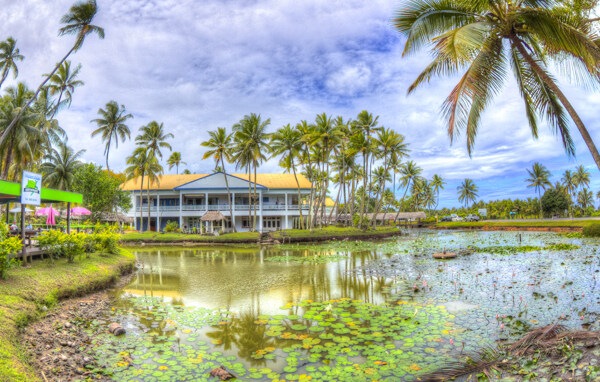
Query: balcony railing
[[139, 204, 311, 212]]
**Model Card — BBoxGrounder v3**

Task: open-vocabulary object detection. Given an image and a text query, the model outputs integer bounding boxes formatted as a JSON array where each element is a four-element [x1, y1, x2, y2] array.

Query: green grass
[[121, 231, 260, 243], [0, 250, 135, 382], [436, 219, 599, 228], [272, 226, 402, 239]]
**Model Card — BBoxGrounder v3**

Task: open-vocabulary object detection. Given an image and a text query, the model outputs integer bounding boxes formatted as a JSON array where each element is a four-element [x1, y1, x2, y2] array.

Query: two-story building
[[121, 172, 313, 232]]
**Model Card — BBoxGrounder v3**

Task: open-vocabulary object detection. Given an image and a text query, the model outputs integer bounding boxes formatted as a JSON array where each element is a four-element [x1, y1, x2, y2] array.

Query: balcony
[[139, 204, 310, 212]]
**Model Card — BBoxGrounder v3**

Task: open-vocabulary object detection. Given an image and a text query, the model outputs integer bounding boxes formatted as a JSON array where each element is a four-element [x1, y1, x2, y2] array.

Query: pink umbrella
[[35, 206, 58, 216], [70, 206, 91, 216], [46, 204, 56, 226]]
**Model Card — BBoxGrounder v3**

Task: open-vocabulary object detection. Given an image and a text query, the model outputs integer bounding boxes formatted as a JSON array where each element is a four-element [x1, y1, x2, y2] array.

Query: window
[[242, 217, 251, 228], [263, 197, 269, 203]]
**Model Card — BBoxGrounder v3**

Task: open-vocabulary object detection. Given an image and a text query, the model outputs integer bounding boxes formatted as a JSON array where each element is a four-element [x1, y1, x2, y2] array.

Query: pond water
[[91, 231, 600, 381]]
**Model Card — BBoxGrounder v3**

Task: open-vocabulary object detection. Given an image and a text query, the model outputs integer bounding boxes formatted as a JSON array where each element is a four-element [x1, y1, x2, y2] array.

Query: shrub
[[164, 221, 179, 232], [0, 223, 22, 279], [37, 230, 66, 261], [583, 223, 600, 237], [63, 232, 87, 262]]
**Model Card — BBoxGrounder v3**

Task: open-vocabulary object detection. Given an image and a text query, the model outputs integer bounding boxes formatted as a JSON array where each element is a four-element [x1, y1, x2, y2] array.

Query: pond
[[90, 231, 600, 381]]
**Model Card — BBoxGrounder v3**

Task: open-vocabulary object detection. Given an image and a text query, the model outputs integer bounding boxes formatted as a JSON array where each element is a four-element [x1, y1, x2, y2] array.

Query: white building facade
[[122, 172, 312, 232]]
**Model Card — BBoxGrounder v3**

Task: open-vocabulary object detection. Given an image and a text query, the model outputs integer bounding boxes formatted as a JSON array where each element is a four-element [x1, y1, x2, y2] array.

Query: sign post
[[20, 171, 42, 264]]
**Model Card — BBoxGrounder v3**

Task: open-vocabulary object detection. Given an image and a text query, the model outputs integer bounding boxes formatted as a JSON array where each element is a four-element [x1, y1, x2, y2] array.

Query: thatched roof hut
[[201, 211, 226, 222]]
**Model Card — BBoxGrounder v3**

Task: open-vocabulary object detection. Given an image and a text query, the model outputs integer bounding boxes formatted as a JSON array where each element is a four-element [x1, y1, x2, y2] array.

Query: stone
[[108, 322, 126, 336], [36, 329, 43, 335]]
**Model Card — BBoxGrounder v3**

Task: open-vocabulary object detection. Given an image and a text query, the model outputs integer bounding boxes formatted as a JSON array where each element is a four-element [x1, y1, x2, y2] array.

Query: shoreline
[[0, 250, 136, 382], [434, 225, 582, 232]]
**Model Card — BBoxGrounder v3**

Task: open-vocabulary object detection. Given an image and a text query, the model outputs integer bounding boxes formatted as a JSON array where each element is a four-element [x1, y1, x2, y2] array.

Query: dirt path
[[22, 273, 135, 382]]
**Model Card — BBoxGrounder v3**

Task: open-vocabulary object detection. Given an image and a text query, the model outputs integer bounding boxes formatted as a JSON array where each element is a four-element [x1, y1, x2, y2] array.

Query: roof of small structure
[[368, 212, 426, 220], [121, 172, 312, 191], [201, 211, 226, 221]]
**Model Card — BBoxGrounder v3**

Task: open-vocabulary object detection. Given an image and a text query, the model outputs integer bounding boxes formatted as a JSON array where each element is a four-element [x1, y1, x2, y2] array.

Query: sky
[[1, 0, 599, 208]]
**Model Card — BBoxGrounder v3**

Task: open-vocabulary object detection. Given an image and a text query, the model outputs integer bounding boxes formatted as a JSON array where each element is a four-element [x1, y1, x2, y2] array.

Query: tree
[[201, 127, 236, 232], [167, 152, 186, 174], [136, 121, 173, 159], [394, 0, 600, 171], [0, 37, 24, 89], [90, 100, 133, 172], [577, 189, 594, 210], [562, 169, 577, 216], [541, 188, 569, 217], [457, 179, 478, 209], [0, 0, 104, 155], [46, 60, 84, 118], [431, 174, 445, 210], [526, 162, 552, 218], [40, 139, 84, 191], [394, 160, 422, 221], [72, 163, 131, 221], [574, 164, 591, 191], [125, 147, 149, 232], [270, 124, 305, 228], [354, 110, 379, 228]]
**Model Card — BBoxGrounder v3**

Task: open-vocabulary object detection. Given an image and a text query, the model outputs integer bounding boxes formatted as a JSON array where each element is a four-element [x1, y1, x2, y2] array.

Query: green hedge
[[583, 223, 600, 237]]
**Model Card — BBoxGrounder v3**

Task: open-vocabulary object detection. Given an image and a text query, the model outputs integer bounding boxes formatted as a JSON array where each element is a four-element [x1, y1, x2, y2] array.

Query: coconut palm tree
[[270, 124, 305, 229], [232, 113, 270, 231], [574, 164, 591, 191], [135, 121, 173, 159], [354, 111, 379, 228], [526, 162, 552, 218], [46, 60, 84, 118], [394, 160, 422, 221], [125, 147, 149, 232], [431, 174, 446, 210], [0, 37, 24, 89], [167, 152, 186, 174], [0, 0, 104, 153], [457, 179, 479, 209], [144, 155, 163, 232], [394, 0, 600, 170], [40, 139, 84, 191], [561, 169, 577, 216], [90, 100, 133, 172], [201, 127, 236, 232], [577, 189, 594, 211]]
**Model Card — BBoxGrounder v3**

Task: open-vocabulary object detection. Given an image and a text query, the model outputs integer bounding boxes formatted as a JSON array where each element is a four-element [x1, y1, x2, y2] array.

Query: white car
[[451, 214, 464, 222]]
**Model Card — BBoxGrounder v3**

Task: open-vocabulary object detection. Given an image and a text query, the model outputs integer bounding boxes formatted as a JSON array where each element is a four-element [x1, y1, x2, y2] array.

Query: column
[[156, 194, 161, 232], [67, 202, 71, 234], [231, 192, 235, 231], [205, 192, 209, 211], [284, 192, 289, 229], [179, 192, 183, 228], [20, 204, 26, 263], [259, 191, 263, 231], [285, 193, 288, 212]]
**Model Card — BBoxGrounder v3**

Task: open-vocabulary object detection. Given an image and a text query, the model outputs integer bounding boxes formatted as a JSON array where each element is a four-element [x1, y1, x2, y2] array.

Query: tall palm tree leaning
[[90, 101, 133, 173], [526, 162, 552, 218], [0, 37, 24, 90], [201, 127, 237, 232], [167, 152, 186, 174], [46, 60, 84, 119], [394, 0, 600, 171], [0, 0, 104, 157], [270, 124, 305, 229], [457, 179, 479, 210], [40, 139, 84, 191]]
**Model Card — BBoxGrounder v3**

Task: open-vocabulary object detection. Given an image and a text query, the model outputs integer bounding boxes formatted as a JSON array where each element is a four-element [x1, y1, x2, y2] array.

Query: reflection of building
[[121, 172, 312, 232]]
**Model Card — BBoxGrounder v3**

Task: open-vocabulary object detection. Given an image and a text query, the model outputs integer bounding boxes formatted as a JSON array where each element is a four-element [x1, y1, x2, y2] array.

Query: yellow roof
[[325, 197, 336, 207], [121, 173, 312, 191]]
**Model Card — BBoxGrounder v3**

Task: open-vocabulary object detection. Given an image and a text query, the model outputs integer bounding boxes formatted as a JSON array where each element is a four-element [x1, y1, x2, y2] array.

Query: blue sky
[[1, 0, 599, 207]]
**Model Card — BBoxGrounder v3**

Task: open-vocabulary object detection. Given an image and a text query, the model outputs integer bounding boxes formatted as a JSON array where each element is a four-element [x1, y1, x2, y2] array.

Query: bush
[[583, 223, 600, 237], [164, 221, 179, 233], [0, 223, 22, 279], [38, 230, 66, 261]]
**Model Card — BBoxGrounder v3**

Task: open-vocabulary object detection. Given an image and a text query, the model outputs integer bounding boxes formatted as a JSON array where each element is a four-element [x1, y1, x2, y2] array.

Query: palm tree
[[574, 165, 591, 191], [46, 60, 84, 118], [394, 0, 600, 170], [270, 124, 305, 229], [526, 162, 552, 218], [144, 155, 163, 232], [457, 179, 479, 209], [182, 169, 191, 174], [201, 127, 236, 232], [561, 169, 577, 216], [354, 111, 379, 228], [40, 139, 84, 191], [0, 37, 24, 89], [232, 114, 270, 231], [125, 147, 149, 232], [431, 174, 445, 211], [90, 100, 133, 172], [578, 189, 594, 211], [135, 121, 173, 159], [0, 0, 104, 153], [167, 152, 186, 174], [394, 160, 422, 222]]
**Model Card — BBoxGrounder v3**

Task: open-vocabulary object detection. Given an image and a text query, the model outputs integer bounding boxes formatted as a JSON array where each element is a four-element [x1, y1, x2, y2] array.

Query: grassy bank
[[436, 219, 599, 229], [0, 250, 135, 382], [121, 231, 260, 244], [271, 226, 402, 239]]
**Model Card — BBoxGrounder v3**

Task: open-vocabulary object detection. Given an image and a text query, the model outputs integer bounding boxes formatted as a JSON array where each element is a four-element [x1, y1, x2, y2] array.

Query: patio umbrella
[[9, 206, 33, 223], [35, 206, 58, 216], [46, 204, 56, 226], [70, 206, 91, 216]]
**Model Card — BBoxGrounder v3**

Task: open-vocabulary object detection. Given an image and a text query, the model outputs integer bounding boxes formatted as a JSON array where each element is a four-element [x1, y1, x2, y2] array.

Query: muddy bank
[[436, 225, 583, 232], [22, 272, 135, 382]]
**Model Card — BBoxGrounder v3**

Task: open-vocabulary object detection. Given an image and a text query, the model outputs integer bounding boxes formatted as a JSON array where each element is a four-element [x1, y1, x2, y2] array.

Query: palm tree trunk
[[359, 152, 367, 228], [147, 184, 152, 232], [253, 163, 258, 232], [291, 157, 304, 229], [221, 158, 237, 233], [0, 69, 9, 90], [139, 174, 144, 232], [49, 92, 63, 120], [394, 182, 411, 222], [2, 133, 15, 179], [247, 164, 252, 231], [514, 39, 600, 171], [0, 43, 79, 155]]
